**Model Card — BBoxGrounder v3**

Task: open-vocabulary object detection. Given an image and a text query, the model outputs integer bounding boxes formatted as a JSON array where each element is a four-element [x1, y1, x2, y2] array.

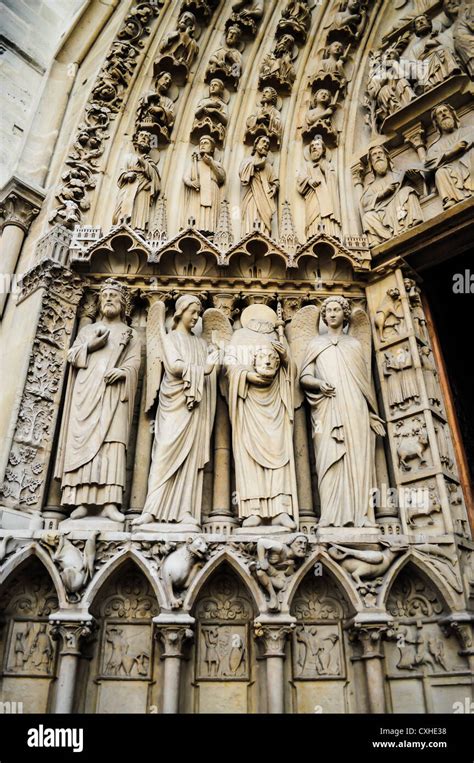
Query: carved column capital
[[155, 624, 194, 658], [351, 161, 365, 189], [50, 619, 95, 655], [402, 122, 427, 161], [349, 623, 388, 659], [254, 621, 295, 656], [281, 296, 303, 323], [0, 177, 45, 233], [442, 619, 474, 655]]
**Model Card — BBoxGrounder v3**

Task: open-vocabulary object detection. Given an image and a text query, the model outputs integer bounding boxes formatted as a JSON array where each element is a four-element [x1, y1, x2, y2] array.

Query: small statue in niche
[[276, 0, 312, 44], [408, 13, 461, 90], [227, 0, 264, 39], [136, 71, 175, 145], [244, 86, 282, 149], [366, 45, 416, 128], [258, 34, 297, 94], [54, 280, 141, 523], [132, 297, 223, 528], [302, 88, 339, 146], [297, 298, 386, 528], [420, 346, 442, 408], [224, 304, 299, 529], [425, 103, 473, 209], [395, 418, 429, 472], [327, 0, 367, 44], [404, 277, 430, 342], [374, 287, 405, 343], [251, 535, 308, 611], [359, 145, 423, 246], [155, 11, 199, 83], [112, 131, 161, 233], [181, 0, 218, 24], [184, 135, 226, 234], [297, 135, 341, 239], [239, 135, 279, 236], [310, 40, 348, 93], [383, 346, 420, 412], [190, 78, 229, 147], [206, 24, 243, 89]]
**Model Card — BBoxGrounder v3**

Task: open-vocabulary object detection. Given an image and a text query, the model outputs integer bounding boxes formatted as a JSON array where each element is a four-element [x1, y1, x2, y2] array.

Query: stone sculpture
[[161, 536, 209, 608], [297, 135, 341, 238], [359, 145, 423, 245], [112, 131, 161, 232], [133, 297, 224, 527], [245, 87, 282, 149], [239, 136, 279, 235], [136, 71, 175, 145], [251, 535, 308, 611], [302, 88, 338, 145], [425, 103, 474, 209], [184, 135, 226, 234], [258, 34, 296, 93], [408, 13, 461, 90], [298, 297, 386, 527], [54, 280, 141, 522], [190, 78, 229, 146], [41, 530, 98, 596], [206, 25, 243, 89], [155, 11, 199, 83]]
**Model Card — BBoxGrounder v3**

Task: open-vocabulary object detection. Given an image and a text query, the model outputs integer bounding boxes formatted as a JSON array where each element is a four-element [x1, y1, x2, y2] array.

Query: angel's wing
[[202, 307, 233, 351], [145, 300, 166, 413], [286, 305, 320, 407], [349, 307, 372, 377]]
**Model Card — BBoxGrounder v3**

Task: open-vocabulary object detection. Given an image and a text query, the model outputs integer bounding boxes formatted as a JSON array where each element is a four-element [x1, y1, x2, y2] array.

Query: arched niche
[[0, 557, 59, 713], [293, 241, 356, 282], [77, 560, 160, 714], [288, 567, 357, 714], [183, 562, 258, 714], [383, 562, 470, 714]]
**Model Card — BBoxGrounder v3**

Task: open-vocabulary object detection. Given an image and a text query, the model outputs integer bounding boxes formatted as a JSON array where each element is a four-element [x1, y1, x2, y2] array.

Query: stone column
[[0, 177, 44, 317], [154, 615, 194, 714], [294, 406, 316, 532], [50, 619, 94, 714], [350, 624, 387, 713], [254, 620, 294, 713]]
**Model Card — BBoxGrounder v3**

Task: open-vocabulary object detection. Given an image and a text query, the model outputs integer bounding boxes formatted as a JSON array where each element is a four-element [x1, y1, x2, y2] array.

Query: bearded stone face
[[435, 107, 456, 133], [100, 288, 123, 319], [370, 147, 389, 176]]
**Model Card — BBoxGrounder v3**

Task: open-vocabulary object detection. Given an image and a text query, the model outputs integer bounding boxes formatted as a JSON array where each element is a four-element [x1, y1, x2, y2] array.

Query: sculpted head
[[199, 135, 216, 156], [432, 103, 459, 134], [413, 14, 432, 36], [276, 34, 294, 55], [178, 11, 196, 34], [209, 77, 225, 97], [443, 0, 460, 17], [156, 71, 172, 92], [321, 296, 351, 329], [226, 24, 242, 47], [329, 40, 343, 58], [253, 135, 270, 156], [314, 88, 331, 106], [310, 135, 326, 162], [100, 279, 127, 320], [172, 294, 202, 331], [261, 86, 278, 105], [254, 345, 280, 378], [368, 144, 392, 176], [289, 534, 308, 558], [134, 130, 152, 154]]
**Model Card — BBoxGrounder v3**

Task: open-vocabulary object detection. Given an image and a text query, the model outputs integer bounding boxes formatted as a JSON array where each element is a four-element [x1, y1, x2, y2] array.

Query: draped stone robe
[[425, 125, 474, 205], [112, 150, 161, 231], [300, 334, 378, 527], [239, 157, 278, 235], [360, 169, 423, 245], [184, 153, 225, 232], [226, 326, 298, 521], [297, 159, 341, 238], [143, 331, 216, 523], [55, 321, 141, 507]]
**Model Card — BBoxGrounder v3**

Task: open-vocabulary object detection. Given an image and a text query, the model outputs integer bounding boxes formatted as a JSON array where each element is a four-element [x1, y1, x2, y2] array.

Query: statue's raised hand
[[88, 327, 109, 352]]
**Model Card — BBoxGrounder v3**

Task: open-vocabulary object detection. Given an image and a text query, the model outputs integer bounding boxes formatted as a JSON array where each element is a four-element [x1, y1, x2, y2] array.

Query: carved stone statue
[[190, 78, 229, 146], [184, 135, 226, 234], [451, 1, 474, 77], [366, 46, 416, 126], [112, 131, 161, 232], [408, 14, 461, 90], [310, 40, 348, 93], [425, 103, 473, 209], [276, 0, 312, 43], [328, 0, 367, 44], [297, 135, 341, 239], [161, 536, 209, 608], [239, 136, 279, 235], [251, 535, 308, 611], [55, 280, 141, 522], [155, 11, 199, 82], [359, 145, 423, 245], [258, 34, 296, 93], [328, 540, 406, 587], [383, 346, 420, 412], [299, 297, 386, 527], [206, 25, 243, 89], [136, 71, 175, 144], [420, 346, 442, 408], [374, 287, 404, 342], [245, 87, 282, 148], [41, 530, 98, 596], [224, 304, 299, 528], [132, 296, 220, 528], [227, 0, 264, 38], [302, 88, 338, 145]]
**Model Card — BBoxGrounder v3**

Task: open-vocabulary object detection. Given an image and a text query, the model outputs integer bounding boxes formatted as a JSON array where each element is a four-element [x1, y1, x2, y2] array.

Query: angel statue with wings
[[132, 295, 227, 528], [293, 296, 385, 528], [222, 303, 299, 529]]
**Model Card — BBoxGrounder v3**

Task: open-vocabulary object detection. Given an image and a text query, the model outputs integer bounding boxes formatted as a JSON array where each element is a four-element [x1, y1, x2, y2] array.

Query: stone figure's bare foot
[[70, 505, 88, 519], [101, 504, 125, 522], [242, 515, 262, 527], [179, 512, 200, 527], [272, 512, 296, 530], [132, 512, 155, 526]]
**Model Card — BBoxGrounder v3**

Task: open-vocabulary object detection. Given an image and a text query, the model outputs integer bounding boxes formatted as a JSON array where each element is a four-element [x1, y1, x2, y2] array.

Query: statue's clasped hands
[[104, 368, 126, 385]]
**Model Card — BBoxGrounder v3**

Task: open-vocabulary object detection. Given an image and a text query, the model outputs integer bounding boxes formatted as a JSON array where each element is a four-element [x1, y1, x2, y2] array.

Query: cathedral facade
[[0, 0, 473, 715]]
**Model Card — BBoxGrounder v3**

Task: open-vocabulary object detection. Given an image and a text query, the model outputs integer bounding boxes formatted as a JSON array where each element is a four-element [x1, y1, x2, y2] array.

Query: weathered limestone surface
[[0, 0, 473, 715]]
